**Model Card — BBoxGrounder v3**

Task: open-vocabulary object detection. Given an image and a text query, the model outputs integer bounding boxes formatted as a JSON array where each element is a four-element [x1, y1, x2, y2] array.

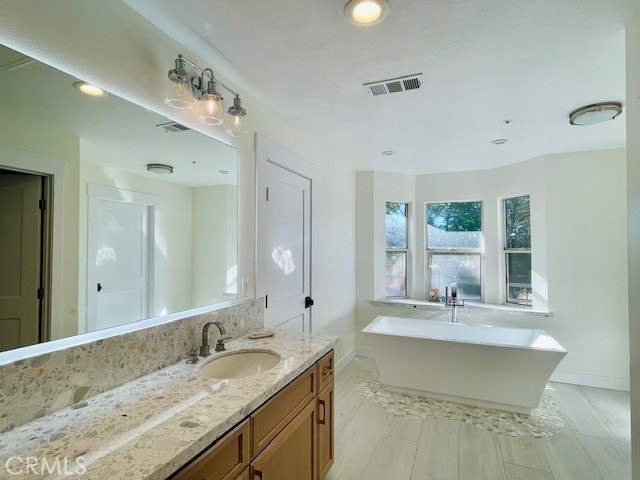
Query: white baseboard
[[356, 346, 373, 357], [550, 371, 630, 391], [356, 346, 629, 391], [335, 348, 356, 374]]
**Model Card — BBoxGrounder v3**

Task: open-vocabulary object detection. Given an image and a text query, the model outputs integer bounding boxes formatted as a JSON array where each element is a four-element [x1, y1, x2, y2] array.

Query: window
[[385, 202, 408, 297], [504, 195, 532, 306], [426, 201, 482, 301]]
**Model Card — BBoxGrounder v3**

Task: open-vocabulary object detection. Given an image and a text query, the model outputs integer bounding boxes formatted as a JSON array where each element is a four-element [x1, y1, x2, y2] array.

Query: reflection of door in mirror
[[0, 42, 239, 354], [87, 185, 157, 331], [0, 169, 51, 352]]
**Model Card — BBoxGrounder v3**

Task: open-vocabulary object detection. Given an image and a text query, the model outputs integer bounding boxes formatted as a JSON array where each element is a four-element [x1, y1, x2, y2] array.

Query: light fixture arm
[[176, 53, 239, 98]]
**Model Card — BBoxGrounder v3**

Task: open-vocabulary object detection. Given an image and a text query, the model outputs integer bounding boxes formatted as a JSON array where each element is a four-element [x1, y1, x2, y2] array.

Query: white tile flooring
[[327, 358, 631, 480]]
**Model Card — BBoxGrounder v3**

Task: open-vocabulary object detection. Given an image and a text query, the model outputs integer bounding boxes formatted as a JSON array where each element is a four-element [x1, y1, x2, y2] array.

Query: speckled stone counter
[[0, 331, 338, 480]]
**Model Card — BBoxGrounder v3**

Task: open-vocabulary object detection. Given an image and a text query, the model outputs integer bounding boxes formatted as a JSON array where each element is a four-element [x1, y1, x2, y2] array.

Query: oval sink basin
[[199, 350, 281, 379]]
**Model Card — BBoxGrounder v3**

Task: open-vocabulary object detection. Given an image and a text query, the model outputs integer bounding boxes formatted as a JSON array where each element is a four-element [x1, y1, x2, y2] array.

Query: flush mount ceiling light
[[146, 163, 173, 175], [344, 0, 390, 26], [73, 81, 107, 97], [491, 139, 508, 145], [569, 102, 622, 126], [165, 54, 248, 135]]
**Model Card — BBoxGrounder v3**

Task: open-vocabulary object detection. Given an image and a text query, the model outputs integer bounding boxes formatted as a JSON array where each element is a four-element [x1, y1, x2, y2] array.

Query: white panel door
[[257, 135, 313, 332], [88, 199, 149, 331]]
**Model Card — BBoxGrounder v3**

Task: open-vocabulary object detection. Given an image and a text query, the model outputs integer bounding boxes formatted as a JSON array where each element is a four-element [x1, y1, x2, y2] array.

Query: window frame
[[425, 200, 484, 302], [503, 194, 532, 307], [385, 201, 410, 298]]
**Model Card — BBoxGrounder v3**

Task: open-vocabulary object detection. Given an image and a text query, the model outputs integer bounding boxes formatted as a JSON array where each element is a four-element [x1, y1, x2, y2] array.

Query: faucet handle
[[186, 350, 199, 364], [215, 338, 228, 352]]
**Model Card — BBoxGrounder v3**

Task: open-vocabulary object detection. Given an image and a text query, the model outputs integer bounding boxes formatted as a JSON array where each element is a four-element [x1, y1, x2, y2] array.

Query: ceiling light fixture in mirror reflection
[[0, 44, 238, 353]]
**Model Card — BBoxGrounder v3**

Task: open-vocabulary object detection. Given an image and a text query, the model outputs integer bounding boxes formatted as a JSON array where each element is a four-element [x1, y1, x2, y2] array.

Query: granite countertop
[[0, 331, 338, 480]]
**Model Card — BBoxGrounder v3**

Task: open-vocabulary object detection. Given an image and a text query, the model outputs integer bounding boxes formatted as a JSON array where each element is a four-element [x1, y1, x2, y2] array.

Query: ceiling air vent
[[364, 73, 423, 96], [156, 121, 190, 133]]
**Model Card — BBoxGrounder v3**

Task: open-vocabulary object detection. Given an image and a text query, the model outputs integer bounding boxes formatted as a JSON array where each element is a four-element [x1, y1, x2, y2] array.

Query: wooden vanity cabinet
[[170, 350, 334, 480]]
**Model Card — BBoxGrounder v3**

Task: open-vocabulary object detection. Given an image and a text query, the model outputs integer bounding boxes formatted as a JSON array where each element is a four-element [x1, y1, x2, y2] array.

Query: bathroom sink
[[199, 349, 281, 379]]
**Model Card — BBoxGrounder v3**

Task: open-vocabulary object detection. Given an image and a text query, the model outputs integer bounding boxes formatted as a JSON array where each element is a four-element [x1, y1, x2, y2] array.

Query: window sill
[[370, 298, 553, 317]]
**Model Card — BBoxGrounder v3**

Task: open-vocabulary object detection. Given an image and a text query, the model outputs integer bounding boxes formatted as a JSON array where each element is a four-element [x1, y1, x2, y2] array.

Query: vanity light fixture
[[569, 102, 623, 126], [146, 163, 173, 175], [73, 81, 107, 97], [165, 54, 248, 135], [344, 0, 390, 26]]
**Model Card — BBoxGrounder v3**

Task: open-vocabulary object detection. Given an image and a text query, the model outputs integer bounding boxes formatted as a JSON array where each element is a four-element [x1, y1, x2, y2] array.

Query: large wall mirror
[[0, 44, 238, 353]]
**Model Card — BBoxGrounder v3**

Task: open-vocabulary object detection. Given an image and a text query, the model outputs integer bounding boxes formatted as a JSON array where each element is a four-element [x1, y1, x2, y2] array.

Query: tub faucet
[[200, 321, 230, 357], [445, 284, 464, 323]]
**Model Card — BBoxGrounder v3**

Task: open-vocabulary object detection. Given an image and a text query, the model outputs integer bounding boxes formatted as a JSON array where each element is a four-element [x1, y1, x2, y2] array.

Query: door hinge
[[37, 288, 44, 300], [39, 199, 46, 210], [266, 187, 269, 201], [265, 295, 268, 309]]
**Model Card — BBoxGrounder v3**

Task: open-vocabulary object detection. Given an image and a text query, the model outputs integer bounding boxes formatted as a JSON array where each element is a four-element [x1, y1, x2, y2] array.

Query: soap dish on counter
[[248, 330, 275, 339]]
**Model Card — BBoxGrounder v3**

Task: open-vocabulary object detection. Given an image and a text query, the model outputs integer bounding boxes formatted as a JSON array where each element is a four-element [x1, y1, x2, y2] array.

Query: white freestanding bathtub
[[362, 316, 567, 414]]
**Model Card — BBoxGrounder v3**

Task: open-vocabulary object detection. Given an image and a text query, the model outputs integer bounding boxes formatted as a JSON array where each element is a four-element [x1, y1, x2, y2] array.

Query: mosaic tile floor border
[[358, 372, 565, 437]]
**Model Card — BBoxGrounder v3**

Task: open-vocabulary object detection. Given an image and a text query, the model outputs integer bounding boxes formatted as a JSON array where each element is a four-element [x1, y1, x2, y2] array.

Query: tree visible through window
[[386, 202, 408, 297], [426, 201, 482, 301], [504, 195, 532, 306]]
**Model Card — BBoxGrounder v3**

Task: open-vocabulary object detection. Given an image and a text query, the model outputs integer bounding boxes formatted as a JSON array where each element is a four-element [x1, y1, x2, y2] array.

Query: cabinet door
[[251, 364, 316, 456], [171, 420, 250, 480], [235, 467, 250, 480], [317, 381, 334, 480], [252, 400, 317, 480]]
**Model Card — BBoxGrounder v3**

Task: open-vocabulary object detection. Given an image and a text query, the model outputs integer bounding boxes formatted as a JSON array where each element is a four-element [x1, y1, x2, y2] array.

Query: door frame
[[255, 133, 314, 330], [86, 184, 158, 332], [0, 145, 63, 341]]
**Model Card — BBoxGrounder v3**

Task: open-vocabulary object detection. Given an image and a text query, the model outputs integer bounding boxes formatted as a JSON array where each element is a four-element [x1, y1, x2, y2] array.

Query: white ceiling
[[130, 0, 637, 174], [0, 45, 237, 187]]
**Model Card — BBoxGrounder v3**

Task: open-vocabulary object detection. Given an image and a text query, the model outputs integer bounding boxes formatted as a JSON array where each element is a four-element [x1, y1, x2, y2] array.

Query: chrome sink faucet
[[200, 321, 230, 357], [445, 284, 464, 323]]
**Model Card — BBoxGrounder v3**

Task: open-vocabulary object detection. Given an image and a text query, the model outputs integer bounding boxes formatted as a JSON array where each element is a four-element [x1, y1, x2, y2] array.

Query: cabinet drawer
[[251, 364, 316, 457], [316, 350, 334, 392], [171, 419, 250, 480]]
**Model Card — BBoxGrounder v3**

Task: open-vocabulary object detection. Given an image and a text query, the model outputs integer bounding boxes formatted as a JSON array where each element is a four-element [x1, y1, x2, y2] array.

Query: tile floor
[[326, 357, 631, 480]]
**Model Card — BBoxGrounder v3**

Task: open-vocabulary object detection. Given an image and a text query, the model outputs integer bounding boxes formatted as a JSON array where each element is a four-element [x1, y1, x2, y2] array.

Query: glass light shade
[[164, 77, 193, 110], [199, 93, 223, 125], [226, 114, 247, 137]]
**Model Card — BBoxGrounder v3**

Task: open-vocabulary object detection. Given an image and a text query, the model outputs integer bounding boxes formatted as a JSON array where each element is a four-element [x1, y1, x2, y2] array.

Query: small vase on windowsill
[[428, 288, 440, 302]]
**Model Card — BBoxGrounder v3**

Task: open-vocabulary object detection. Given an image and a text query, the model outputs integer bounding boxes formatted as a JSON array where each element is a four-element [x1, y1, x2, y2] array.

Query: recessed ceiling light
[[491, 139, 508, 145], [381, 150, 395, 156], [219, 170, 229, 174], [569, 102, 622, 126], [344, 0, 390, 26], [73, 81, 107, 97], [146, 163, 173, 174]]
